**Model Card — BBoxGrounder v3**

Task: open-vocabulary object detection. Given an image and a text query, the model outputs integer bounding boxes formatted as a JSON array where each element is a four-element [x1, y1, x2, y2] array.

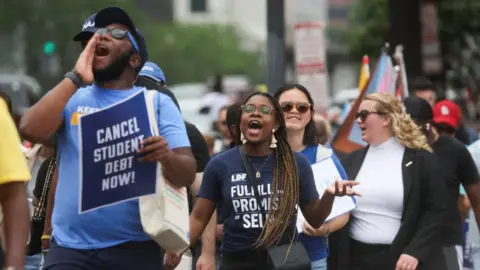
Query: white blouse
[[349, 137, 405, 244]]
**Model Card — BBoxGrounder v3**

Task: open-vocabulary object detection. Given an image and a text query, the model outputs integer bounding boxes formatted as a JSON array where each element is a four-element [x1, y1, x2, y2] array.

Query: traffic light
[[43, 41, 56, 55]]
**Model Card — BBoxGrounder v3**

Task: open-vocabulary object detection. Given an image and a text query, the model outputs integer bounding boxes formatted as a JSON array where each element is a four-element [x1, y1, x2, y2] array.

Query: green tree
[[0, 0, 142, 92], [337, 0, 389, 61], [340, 0, 480, 62], [144, 23, 265, 84]]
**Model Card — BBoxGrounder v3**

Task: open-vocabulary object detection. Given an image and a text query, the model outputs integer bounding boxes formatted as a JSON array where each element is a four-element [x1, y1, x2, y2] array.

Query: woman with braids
[[187, 92, 359, 270], [25, 151, 56, 269], [274, 84, 351, 270], [329, 93, 449, 270]]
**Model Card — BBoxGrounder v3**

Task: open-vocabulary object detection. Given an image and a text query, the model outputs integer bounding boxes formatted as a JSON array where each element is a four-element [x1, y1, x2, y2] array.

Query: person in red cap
[[433, 99, 462, 137]]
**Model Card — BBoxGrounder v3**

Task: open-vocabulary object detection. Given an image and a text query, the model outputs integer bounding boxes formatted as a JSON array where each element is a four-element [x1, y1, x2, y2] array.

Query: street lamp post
[[266, 0, 286, 94]]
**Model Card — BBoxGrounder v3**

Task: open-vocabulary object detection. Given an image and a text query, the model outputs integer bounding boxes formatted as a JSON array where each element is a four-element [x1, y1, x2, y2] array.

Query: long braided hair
[[32, 154, 57, 221], [234, 92, 300, 248]]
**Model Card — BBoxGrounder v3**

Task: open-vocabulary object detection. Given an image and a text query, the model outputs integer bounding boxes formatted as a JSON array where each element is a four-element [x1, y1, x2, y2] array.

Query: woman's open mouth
[[247, 120, 262, 136]]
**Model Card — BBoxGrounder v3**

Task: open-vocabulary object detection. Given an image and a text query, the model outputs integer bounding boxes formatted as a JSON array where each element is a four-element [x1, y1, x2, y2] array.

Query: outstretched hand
[[326, 180, 360, 197]]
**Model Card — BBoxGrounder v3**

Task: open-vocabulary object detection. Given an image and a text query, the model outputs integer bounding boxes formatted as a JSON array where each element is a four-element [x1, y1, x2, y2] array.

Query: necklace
[[248, 152, 272, 178]]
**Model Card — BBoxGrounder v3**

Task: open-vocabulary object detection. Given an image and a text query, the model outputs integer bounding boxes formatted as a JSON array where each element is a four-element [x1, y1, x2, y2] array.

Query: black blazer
[[328, 146, 449, 270]]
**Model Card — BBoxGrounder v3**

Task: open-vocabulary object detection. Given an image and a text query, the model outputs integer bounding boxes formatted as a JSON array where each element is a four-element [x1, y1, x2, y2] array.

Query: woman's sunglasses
[[355, 110, 385, 123], [241, 104, 273, 115], [280, 102, 310, 113], [96, 28, 139, 52]]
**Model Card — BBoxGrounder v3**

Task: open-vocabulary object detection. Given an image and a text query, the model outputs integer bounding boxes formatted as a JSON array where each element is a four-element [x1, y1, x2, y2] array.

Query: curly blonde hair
[[364, 93, 431, 151]]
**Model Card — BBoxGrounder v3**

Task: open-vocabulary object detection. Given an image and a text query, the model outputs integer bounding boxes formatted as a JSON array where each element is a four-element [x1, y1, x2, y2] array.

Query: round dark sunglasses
[[241, 104, 273, 115], [280, 102, 310, 113], [355, 110, 385, 123]]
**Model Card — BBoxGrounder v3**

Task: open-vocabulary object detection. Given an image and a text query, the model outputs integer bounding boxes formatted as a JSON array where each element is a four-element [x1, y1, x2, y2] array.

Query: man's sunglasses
[[355, 110, 385, 122], [96, 28, 139, 52], [241, 104, 273, 115], [280, 102, 310, 113]]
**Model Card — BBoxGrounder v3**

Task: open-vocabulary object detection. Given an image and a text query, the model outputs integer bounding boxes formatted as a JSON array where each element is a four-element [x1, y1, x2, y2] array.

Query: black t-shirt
[[432, 135, 480, 245], [184, 121, 210, 213], [185, 121, 209, 173]]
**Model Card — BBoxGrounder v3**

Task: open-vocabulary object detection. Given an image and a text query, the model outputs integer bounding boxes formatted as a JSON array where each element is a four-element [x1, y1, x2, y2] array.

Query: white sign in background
[[294, 21, 329, 112]]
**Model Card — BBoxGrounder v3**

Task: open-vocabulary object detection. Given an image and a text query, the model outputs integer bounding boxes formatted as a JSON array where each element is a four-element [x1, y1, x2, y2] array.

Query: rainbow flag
[[365, 52, 397, 95], [332, 50, 398, 153], [358, 56, 370, 93], [394, 45, 409, 100]]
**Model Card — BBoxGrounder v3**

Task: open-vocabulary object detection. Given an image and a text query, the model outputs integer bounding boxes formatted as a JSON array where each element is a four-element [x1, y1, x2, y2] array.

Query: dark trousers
[[44, 239, 163, 270], [349, 238, 390, 270], [0, 247, 3, 267], [218, 250, 268, 270]]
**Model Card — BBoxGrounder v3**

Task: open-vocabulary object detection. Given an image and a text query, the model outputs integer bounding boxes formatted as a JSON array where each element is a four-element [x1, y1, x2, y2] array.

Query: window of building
[[191, 0, 207, 12]]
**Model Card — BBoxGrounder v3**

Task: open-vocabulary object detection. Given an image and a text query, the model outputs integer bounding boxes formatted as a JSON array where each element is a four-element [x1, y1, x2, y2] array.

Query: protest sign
[[78, 90, 157, 214], [297, 157, 356, 233]]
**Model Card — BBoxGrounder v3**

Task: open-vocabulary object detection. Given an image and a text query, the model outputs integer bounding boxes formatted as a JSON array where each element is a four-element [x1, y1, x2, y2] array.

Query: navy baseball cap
[[139, 62, 166, 84], [73, 13, 97, 41], [403, 96, 433, 124], [94, 7, 148, 68]]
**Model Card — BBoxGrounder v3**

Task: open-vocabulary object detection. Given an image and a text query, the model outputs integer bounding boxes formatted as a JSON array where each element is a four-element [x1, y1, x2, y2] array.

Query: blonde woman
[[329, 93, 449, 270]]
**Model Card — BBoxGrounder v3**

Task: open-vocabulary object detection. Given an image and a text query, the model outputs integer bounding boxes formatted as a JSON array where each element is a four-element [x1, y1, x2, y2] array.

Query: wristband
[[65, 70, 83, 88], [41, 234, 51, 240]]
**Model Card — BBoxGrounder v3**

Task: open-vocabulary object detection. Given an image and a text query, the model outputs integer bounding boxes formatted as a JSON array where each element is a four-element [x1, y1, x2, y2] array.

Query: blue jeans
[[311, 258, 327, 270], [472, 246, 480, 270], [24, 253, 42, 270]]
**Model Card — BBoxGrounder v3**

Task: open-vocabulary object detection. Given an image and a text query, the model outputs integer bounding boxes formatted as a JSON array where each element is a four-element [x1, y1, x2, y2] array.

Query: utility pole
[[266, 0, 286, 94], [388, 0, 422, 78]]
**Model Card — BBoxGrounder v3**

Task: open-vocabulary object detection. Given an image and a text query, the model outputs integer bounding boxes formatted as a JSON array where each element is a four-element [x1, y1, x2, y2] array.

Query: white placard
[[296, 157, 356, 233]]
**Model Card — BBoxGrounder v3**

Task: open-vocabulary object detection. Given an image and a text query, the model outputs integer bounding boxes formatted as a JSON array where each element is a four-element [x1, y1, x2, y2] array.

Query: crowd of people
[[1, 5, 480, 270]]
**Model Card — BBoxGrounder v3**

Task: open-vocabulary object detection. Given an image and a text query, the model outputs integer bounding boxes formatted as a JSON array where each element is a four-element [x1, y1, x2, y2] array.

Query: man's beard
[[93, 49, 134, 84]]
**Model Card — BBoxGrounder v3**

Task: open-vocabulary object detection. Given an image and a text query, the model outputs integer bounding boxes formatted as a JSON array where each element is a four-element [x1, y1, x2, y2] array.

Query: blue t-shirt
[[52, 85, 190, 249], [197, 146, 318, 253], [298, 144, 348, 261]]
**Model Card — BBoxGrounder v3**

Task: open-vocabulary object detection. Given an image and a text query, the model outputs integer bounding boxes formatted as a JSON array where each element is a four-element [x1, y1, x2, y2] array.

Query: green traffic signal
[[43, 41, 56, 55]]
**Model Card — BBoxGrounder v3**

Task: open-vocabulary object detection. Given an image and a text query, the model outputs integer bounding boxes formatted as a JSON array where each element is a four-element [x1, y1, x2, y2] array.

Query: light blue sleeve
[[331, 152, 348, 180], [156, 92, 190, 149], [460, 185, 467, 195]]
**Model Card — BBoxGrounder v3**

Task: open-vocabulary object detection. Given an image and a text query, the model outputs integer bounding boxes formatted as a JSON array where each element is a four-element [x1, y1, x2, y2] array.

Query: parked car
[[169, 83, 214, 134], [0, 74, 41, 125]]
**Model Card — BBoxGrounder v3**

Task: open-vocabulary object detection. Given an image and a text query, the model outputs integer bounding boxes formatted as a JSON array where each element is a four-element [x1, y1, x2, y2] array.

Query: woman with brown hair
[[329, 93, 449, 270]]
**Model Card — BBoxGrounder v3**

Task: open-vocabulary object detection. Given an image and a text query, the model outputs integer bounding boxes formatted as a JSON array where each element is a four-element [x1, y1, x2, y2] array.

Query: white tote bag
[[139, 90, 190, 254]]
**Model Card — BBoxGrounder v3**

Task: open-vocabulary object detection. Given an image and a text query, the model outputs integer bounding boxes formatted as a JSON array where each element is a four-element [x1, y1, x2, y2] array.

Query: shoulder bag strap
[[146, 90, 160, 136]]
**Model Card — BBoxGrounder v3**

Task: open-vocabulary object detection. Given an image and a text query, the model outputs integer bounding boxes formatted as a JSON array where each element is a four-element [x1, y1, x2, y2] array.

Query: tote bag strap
[[146, 90, 160, 136]]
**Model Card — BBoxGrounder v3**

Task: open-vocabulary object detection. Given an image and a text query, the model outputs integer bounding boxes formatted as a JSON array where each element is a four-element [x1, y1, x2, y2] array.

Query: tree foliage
[[338, 0, 389, 61], [0, 1, 264, 92], [144, 23, 265, 85], [341, 0, 480, 62], [0, 0, 140, 90]]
